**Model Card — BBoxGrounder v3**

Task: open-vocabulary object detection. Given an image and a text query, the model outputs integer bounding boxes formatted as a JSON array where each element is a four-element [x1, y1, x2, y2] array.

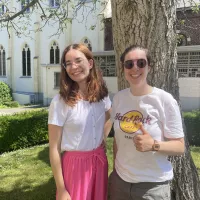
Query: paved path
[[0, 105, 48, 115]]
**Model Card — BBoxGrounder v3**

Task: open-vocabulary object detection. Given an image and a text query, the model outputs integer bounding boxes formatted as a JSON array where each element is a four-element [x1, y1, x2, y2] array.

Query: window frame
[[0, 4, 5, 15], [79, 0, 93, 3], [54, 72, 60, 88], [21, 0, 30, 13], [49, 0, 60, 8], [94, 54, 116, 77], [50, 42, 60, 64], [22, 45, 31, 77], [176, 51, 200, 78], [0, 46, 6, 77]]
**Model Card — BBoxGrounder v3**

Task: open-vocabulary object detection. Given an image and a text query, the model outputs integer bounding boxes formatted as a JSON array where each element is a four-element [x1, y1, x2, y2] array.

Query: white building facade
[[0, 0, 106, 105], [0, 0, 200, 111]]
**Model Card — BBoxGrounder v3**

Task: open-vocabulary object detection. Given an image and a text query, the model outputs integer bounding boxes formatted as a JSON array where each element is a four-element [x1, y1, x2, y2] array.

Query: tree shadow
[[190, 146, 200, 153], [0, 177, 56, 200], [0, 145, 56, 200], [37, 145, 51, 167]]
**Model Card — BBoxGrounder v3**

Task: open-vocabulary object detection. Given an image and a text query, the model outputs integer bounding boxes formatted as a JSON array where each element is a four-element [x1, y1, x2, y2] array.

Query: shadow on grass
[[0, 177, 56, 200], [0, 173, 113, 200], [37, 145, 51, 167], [190, 146, 200, 153], [0, 145, 56, 200], [0, 142, 115, 200]]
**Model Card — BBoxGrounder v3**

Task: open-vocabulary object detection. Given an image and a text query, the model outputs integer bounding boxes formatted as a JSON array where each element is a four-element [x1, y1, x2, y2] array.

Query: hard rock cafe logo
[[114, 111, 152, 134]]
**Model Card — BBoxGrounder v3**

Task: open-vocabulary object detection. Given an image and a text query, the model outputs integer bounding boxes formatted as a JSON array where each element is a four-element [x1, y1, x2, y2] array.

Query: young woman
[[48, 44, 111, 200], [110, 45, 185, 200]]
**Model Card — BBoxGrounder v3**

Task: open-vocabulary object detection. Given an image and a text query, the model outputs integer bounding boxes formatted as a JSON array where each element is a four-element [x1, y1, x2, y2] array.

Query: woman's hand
[[133, 124, 154, 152], [57, 188, 71, 200]]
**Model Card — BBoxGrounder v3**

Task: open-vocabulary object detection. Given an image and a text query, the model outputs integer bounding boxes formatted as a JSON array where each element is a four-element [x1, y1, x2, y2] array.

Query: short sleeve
[[48, 94, 69, 127], [162, 94, 184, 138], [103, 95, 112, 111]]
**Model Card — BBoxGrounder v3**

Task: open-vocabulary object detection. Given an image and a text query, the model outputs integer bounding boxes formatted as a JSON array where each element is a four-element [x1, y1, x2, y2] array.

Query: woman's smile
[[130, 73, 141, 78], [72, 70, 83, 75]]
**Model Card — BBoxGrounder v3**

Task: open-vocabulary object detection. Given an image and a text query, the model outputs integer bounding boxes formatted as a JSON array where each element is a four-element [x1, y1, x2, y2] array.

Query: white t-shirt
[[112, 87, 184, 183], [48, 94, 111, 152]]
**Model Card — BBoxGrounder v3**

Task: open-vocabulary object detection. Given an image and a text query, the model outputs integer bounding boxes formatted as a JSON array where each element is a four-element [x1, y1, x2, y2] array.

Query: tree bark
[[111, 0, 200, 199]]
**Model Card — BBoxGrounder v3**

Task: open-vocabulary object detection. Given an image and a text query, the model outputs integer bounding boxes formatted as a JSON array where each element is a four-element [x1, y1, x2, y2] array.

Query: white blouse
[[48, 94, 111, 152]]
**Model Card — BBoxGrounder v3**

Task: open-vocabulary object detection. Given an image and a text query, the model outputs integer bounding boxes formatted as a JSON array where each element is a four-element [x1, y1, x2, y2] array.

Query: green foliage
[[0, 144, 56, 200], [176, 34, 184, 46], [192, 3, 200, 14], [0, 104, 8, 108], [0, 109, 48, 153], [191, 146, 200, 175], [0, 108, 199, 155], [89, 25, 96, 30], [3, 101, 20, 108], [183, 110, 200, 146], [0, 81, 12, 104], [180, 19, 185, 25]]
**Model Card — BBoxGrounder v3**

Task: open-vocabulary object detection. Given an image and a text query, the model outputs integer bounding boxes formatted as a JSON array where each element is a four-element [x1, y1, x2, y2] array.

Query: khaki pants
[[109, 170, 170, 200]]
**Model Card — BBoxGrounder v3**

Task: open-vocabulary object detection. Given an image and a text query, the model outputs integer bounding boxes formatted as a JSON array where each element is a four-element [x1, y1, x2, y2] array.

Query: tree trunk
[[110, 0, 200, 199]]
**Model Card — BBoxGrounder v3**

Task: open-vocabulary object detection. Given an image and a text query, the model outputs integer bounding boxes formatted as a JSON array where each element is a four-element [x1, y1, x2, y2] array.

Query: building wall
[[0, 0, 200, 112], [179, 78, 200, 111], [71, 11, 104, 52], [102, 77, 200, 112], [0, 0, 105, 105], [177, 9, 200, 46], [0, 29, 10, 85], [42, 64, 60, 105], [39, 1, 106, 105]]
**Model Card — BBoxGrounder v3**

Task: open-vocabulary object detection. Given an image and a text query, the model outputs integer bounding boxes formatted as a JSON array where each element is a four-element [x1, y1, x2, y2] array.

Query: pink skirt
[[59, 145, 108, 200]]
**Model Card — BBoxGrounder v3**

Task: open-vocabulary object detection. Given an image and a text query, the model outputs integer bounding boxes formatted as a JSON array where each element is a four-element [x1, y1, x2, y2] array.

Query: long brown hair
[[59, 43, 108, 106]]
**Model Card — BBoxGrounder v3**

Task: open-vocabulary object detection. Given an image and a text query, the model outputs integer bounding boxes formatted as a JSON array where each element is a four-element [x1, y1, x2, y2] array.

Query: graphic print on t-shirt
[[114, 110, 152, 134]]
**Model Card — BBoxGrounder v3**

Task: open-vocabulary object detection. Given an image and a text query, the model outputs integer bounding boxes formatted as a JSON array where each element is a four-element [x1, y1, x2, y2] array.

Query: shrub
[[3, 101, 20, 108], [0, 81, 12, 104], [183, 110, 200, 146], [0, 109, 48, 153]]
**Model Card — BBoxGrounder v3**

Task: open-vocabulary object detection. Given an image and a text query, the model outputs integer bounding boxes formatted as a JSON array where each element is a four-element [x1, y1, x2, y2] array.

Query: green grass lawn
[[0, 144, 55, 200], [0, 138, 199, 200], [190, 146, 200, 175]]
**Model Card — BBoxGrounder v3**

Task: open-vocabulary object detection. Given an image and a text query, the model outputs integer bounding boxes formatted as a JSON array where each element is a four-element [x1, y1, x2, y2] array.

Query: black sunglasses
[[124, 59, 147, 69]]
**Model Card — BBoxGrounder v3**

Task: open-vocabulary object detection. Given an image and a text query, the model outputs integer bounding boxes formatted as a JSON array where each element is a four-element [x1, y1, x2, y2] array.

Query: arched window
[[50, 41, 60, 64], [21, 0, 30, 12], [80, 0, 93, 2], [81, 37, 92, 51], [0, 4, 5, 15], [0, 45, 6, 76], [49, 0, 60, 7], [22, 44, 31, 76]]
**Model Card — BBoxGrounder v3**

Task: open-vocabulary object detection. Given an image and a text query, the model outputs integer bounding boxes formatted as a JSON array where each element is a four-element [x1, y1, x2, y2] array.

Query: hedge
[[183, 110, 200, 146], [0, 109, 200, 154], [3, 101, 19, 108], [0, 109, 48, 154], [0, 81, 12, 104]]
